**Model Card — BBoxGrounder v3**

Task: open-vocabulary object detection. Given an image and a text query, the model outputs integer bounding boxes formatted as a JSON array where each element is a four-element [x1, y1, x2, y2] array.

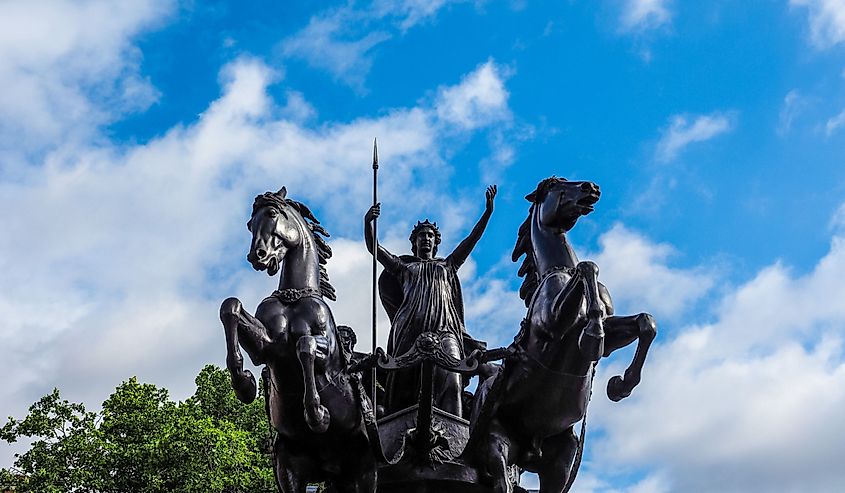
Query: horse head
[[528, 177, 601, 232], [246, 187, 302, 277]]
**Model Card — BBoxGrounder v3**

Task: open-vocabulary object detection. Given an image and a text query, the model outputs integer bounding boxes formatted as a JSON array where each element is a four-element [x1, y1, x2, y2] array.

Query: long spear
[[371, 138, 379, 408]]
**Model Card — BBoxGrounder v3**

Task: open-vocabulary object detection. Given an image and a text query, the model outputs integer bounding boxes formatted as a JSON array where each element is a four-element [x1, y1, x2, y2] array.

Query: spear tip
[[373, 137, 379, 167]]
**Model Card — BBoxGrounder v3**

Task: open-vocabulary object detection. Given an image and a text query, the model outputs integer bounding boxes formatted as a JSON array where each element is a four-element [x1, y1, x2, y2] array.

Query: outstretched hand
[[485, 185, 497, 212]]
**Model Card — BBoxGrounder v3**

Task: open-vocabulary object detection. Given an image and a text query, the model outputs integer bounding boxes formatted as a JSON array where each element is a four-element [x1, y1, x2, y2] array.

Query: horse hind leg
[[604, 313, 657, 402], [333, 462, 377, 493], [220, 297, 269, 403], [481, 421, 515, 493], [273, 440, 308, 493], [296, 335, 331, 433], [537, 428, 579, 493]]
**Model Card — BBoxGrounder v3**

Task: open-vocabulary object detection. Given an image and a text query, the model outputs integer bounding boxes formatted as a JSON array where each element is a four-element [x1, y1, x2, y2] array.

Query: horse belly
[[276, 424, 371, 480], [321, 379, 364, 432], [272, 380, 363, 436], [503, 365, 592, 439]]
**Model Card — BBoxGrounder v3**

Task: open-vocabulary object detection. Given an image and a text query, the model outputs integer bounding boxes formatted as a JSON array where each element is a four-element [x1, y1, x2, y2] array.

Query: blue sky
[[2, 1, 845, 491]]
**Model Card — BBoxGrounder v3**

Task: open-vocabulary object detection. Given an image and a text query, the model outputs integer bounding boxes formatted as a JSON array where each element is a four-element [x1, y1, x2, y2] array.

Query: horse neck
[[278, 215, 322, 292], [530, 208, 579, 277]]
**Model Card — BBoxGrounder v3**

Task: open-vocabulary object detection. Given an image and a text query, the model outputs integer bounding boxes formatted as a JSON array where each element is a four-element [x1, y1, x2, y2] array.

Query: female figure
[[364, 185, 497, 416]]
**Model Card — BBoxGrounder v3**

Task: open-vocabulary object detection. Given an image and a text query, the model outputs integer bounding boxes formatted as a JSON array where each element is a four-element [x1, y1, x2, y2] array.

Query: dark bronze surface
[[465, 177, 657, 493], [221, 188, 377, 492], [364, 185, 496, 417], [220, 177, 656, 493]]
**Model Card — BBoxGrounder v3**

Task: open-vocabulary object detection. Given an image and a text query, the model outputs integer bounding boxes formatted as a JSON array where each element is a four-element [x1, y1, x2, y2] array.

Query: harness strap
[[562, 365, 595, 493], [350, 371, 401, 465]]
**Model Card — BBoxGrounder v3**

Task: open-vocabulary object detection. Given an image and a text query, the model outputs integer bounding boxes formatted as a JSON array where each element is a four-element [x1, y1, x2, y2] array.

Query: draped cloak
[[378, 254, 486, 415]]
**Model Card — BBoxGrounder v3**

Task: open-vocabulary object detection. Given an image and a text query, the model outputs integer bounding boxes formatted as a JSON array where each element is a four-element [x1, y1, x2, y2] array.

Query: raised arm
[[448, 185, 497, 267], [364, 203, 402, 271]]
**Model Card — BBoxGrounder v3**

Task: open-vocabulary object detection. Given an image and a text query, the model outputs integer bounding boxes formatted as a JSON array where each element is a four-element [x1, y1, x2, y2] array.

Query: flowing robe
[[379, 254, 473, 416]]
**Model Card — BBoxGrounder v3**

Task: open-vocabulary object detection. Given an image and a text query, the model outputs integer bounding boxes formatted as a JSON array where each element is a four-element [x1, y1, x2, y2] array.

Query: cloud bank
[[584, 213, 845, 492], [791, 0, 845, 49]]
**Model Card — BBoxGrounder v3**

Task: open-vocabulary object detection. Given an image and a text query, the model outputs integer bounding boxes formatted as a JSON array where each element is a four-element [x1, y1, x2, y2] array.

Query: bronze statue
[[466, 177, 657, 493], [219, 174, 656, 493], [364, 186, 497, 417], [220, 188, 377, 493]]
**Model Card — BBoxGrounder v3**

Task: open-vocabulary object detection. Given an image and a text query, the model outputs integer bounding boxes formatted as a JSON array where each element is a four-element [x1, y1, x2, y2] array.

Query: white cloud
[[778, 89, 809, 135], [619, 0, 672, 33], [435, 60, 511, 131], [564, 471, 670, 493], [586, 209, 845, 492], [461, 257, 526, 348], [371, 0, 455, 31], [589, 224, 716, 320], [281, 12, 392, 91], [655, 111, 734, 162], [831, 202, 845, 231], [0, 51, 517, 472], [280, 90, 318, 123], [281, 0, 460, 89], [825, 107, 845, 136], [0, 0, 174, 154], [791, 0, 845, 48]]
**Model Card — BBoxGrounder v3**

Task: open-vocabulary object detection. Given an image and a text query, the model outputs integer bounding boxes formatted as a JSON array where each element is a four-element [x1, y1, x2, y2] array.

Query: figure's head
[[337, 325, 357, 357], [409, 219, 441, 259], [246, 187, 302, 276], [527, 177, 601, 232]]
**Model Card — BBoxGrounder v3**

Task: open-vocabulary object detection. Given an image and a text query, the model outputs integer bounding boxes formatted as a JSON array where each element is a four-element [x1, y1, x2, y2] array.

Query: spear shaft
[[371, 138, 379, 409]]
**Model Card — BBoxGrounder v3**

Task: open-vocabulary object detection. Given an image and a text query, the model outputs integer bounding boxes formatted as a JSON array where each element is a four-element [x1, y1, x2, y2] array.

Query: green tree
[[0, 365, 276, 493]]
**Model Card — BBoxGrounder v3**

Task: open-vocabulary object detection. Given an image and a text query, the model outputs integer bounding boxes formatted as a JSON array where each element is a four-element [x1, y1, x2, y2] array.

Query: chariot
[[221, 176, 655, 493]]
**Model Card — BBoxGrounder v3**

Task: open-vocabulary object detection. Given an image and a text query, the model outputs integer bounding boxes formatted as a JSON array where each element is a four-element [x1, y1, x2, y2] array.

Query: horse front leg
[[296, 335, 331, 433], [220, 297, 270, 403], [575, 261, 605, 361], [603, 313, 657, 401]]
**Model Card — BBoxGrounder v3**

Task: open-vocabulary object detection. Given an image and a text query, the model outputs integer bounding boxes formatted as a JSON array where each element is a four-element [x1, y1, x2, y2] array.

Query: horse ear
[[277, 187, 287, 198]]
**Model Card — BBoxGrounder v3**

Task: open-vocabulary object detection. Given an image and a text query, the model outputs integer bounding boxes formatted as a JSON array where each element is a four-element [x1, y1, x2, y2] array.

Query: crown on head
[[409, 219, 442, 255]]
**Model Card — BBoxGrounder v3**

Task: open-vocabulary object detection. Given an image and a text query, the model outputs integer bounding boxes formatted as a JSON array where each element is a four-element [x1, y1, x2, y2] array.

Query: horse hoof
[[607, 375, 631, 402], [306, 405, 331, 433], [578, 332, 604, 362], [232, 369, 257, 404]]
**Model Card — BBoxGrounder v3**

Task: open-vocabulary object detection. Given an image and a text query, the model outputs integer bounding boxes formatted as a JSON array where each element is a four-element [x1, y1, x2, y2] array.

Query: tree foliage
[[0, 365, 276, 492]]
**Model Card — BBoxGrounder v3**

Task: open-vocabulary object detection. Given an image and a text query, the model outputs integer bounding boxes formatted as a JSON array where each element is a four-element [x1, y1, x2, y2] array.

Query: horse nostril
[[256, 248, 267, 259], [580, 182, 593, 192]]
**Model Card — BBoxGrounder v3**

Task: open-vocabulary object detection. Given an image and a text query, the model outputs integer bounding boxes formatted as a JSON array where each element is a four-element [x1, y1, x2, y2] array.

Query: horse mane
[[512, 177, 568, 307], [252, 190, 337, 301]]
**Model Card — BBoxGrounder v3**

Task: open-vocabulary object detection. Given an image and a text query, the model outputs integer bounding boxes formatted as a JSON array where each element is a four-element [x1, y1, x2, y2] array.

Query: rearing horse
[[220, 187, 376, 493], [468, 177, 657, 493]]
